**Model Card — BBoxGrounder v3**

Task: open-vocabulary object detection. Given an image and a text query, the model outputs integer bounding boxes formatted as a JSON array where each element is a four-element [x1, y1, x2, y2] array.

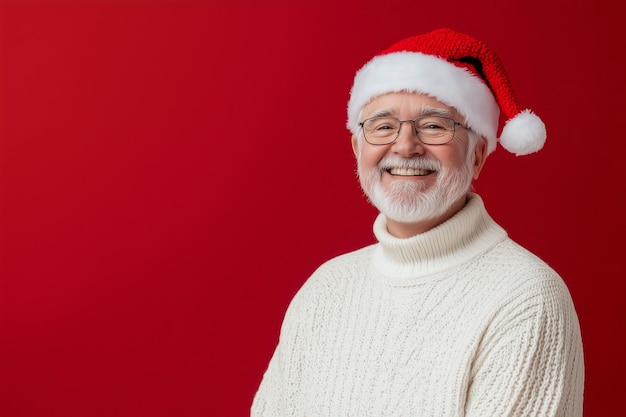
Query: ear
[[472, 137, 489, 180], [351, 134, 360, 158]]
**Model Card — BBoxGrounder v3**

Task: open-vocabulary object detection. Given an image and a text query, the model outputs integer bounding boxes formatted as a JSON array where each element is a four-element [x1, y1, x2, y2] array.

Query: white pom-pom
[[499, 109, 546, 156]]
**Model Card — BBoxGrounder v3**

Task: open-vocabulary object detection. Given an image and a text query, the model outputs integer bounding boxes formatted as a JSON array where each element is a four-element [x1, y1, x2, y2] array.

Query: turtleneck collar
[[372, 193, 507, 282]]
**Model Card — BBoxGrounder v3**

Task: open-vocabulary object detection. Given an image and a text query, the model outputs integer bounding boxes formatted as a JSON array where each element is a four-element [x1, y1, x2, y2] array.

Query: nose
[[391, 120, 425, 157]]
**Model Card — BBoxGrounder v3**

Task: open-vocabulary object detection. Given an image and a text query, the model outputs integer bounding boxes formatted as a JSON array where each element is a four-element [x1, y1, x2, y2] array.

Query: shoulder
[[294, 244, 376, 297], [484, 238, 565, 286], [277, 244, 376, 340], [281, 244, 375, 315], [477, 238, 578, 326], [465, 237, 577, 321], [316, 244, 376, 277]]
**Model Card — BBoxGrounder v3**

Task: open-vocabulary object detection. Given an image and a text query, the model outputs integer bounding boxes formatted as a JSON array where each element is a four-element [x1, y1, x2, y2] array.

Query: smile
[[388, 168, 433, 176]]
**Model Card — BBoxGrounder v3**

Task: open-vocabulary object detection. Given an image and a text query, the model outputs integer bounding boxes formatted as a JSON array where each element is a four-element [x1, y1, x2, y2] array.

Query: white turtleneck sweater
[[252, 194, 584, 416]]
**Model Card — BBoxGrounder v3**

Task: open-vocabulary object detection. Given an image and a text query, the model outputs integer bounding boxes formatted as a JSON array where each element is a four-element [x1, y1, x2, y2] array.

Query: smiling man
[[252, 28, 584, 417], [354, 92, 485, 238]]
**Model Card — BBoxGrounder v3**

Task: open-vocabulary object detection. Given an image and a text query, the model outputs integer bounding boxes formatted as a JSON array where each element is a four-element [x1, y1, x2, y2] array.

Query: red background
[[1, 1, 624, 416]]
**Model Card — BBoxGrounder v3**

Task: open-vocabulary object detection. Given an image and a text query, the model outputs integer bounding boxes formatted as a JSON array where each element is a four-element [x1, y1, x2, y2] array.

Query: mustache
[[377, 155, 441, 172]]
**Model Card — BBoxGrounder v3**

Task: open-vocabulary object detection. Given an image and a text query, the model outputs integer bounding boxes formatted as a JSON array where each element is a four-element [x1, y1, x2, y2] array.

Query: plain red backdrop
[[0, 1, 624, 416]]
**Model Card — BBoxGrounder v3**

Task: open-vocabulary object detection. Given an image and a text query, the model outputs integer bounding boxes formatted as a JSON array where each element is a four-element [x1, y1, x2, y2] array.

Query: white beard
[[357, 152, 474, 224]]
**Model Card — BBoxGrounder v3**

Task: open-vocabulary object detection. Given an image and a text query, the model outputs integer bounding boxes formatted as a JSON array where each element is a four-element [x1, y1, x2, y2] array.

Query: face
[[352, 92, 488, 236]]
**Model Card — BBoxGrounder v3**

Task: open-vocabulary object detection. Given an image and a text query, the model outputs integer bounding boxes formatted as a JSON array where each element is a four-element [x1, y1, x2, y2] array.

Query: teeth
[[389, 168, 431, 176]]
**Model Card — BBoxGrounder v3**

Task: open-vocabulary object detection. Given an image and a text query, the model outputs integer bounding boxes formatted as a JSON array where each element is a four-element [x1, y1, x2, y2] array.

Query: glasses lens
[[416, 116, 456, 145], [362, 117, 400, 145]]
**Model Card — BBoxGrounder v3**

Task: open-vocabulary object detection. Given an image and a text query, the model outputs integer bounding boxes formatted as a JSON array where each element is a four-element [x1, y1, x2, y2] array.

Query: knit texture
[[252, 194, 584, 416]]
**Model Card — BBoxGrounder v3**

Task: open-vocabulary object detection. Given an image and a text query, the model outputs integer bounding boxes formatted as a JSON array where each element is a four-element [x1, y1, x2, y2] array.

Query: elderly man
[[252, 28, 584, 416]]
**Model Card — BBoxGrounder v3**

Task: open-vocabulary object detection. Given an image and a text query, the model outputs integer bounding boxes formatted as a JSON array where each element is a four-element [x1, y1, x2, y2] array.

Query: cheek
[[359, 147, 388, 168], [453, 140, 470, 157], [438, 145, 468, 168]]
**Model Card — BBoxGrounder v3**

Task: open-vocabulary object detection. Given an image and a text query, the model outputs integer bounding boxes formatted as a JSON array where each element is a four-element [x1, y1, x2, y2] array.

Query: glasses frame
[[358, 115, 469, 146]]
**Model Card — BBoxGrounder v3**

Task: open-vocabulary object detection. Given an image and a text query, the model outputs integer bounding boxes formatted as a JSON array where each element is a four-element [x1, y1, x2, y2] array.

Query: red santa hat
[[347, 28, 546, 156]]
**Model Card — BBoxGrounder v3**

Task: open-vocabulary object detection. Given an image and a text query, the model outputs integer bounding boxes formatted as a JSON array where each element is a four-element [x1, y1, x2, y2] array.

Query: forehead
[[362, 92, 461, 119]]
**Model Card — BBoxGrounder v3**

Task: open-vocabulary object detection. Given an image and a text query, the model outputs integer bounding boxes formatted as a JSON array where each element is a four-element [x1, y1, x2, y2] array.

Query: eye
[[365, 118, 398, 132], [417, 118, 447, 130]]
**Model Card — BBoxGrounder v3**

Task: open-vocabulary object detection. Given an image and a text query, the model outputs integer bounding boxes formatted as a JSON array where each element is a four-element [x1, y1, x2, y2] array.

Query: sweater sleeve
[[251, 274, 319, 417], [251, 343, 284, 416], [464, 274, 584, 417]]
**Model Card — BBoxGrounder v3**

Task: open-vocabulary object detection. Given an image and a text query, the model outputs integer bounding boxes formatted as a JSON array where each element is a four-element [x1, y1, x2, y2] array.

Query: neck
[[385, 195, 468, 238]]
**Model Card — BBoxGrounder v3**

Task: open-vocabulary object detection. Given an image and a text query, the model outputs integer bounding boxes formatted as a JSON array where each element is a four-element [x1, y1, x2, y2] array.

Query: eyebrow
[[417, 106, 454, 118], [365, 105, 454, 119], [366, 109, 394, 119]]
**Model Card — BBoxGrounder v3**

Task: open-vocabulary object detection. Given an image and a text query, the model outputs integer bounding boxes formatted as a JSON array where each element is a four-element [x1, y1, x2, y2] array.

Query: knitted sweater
[[252, 194, 584, 416]]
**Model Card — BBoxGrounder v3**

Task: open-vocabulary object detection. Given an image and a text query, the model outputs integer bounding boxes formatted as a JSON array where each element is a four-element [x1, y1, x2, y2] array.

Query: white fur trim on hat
[[347, 51, 501, 154]]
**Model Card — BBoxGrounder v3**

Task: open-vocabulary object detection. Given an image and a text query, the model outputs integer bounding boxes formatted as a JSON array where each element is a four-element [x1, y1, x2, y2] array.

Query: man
[[252, 28, 584, 416]]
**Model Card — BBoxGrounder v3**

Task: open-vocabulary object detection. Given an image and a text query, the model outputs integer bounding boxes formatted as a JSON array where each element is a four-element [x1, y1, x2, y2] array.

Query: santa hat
[[347, 28, 546, 156]]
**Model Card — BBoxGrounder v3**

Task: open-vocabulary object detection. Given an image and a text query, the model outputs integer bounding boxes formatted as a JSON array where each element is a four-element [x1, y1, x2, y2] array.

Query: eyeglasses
[[358, 115, 468, 146]]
